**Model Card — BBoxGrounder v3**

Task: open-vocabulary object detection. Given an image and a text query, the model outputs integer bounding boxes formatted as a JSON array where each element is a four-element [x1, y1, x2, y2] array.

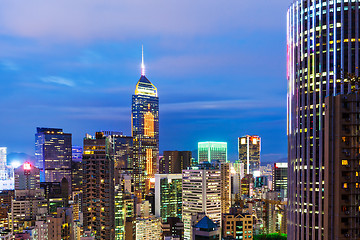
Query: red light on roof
[[24, 162, 31, 170]]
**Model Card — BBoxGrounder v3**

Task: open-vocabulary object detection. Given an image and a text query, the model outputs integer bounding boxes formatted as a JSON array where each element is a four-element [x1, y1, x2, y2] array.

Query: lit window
[[342, 160, 348, 165], [343, 183, 348, 188]]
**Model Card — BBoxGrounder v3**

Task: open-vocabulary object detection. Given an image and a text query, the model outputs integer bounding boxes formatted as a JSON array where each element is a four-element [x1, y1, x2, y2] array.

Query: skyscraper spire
[[141, 45, 145, 76]]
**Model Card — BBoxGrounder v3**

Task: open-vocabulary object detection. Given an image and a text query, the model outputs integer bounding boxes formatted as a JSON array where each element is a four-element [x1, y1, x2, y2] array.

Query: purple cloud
[[0, 0, 287, 42]]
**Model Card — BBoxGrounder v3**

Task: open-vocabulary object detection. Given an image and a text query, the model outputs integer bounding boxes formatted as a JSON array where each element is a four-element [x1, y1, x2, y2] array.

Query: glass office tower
[[35, 128, 72, 186], [132, 50, 159, 202], [287, 1, 359, 239], [238, 135, 261, 175], [198, 141, 227, 163]]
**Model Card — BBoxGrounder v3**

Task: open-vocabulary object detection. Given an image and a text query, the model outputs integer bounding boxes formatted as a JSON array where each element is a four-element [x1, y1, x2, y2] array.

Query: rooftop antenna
[[141, 45, 145, 76]]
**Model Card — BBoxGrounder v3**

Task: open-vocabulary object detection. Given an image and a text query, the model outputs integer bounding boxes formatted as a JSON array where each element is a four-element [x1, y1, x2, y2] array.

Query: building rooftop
[[135, 75, 157, 97], [194, 216, 217, 230]]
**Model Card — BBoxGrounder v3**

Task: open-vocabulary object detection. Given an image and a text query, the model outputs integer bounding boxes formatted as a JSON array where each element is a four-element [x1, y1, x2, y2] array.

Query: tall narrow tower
[[287, 1, 360, 239], [132, 47, 159, 202]]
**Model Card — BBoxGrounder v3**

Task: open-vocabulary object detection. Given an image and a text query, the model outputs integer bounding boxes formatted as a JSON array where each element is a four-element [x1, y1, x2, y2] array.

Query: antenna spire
[[141, 45, 145, 76]]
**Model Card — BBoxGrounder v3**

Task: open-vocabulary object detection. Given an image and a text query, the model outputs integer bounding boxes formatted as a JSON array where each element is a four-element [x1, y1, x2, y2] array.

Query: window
[[343, 183, 348, 188], [342, 160, 348, 165]]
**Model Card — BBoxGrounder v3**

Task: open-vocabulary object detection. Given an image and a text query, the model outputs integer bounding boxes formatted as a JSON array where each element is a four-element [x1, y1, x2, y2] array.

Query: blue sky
[[0, 0, 289, 163]]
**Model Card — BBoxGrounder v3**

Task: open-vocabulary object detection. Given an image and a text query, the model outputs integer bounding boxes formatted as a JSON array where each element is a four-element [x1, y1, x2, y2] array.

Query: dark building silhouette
[[160, 151, 192, 174], [324, 92, 360, 239], [82, 132, 114, 240]]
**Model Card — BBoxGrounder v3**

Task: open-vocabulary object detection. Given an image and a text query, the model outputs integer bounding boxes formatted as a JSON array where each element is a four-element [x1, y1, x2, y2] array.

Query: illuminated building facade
[[10, 189, 48, 234], [154, 174, 182, 222], [238, 135, 261, 175], [287, 1, 360, 239], [272, 163, 288, 199], [324, 92, 360, 239], [160, 151, 192, 174], [0, 147, 14, 190], [220, 162, 231, 214], [198, 142, 227, 163], [132, 50, 159, 202], [222, 213, 253, 240], [71, 146, 83, 193], [106, 134, 133, 240], [182, 164, 221, 240], [35, 128, 72, 186], [14, 162, 40, 190], [82, 132, 114, 240], [135, 217, 162, 240]]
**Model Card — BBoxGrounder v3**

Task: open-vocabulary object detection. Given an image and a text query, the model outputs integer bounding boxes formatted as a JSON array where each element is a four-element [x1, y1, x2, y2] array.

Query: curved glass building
[[287, 1, 359, 239]]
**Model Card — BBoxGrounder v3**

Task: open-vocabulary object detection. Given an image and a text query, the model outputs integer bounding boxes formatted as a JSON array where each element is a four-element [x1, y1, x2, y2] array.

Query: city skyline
[[0, 0, 288, 163]]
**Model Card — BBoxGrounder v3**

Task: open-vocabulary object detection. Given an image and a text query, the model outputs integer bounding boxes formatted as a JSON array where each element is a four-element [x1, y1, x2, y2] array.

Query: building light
[[23, 162, 31, 170]]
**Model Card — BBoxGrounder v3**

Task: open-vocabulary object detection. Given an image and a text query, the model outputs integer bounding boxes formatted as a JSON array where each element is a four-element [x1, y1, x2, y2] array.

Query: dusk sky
[[0, 0, 289, 163]]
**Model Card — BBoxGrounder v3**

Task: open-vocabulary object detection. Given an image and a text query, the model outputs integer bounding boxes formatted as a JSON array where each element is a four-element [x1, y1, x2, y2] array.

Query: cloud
[[161, 99, 286, 112], [1, 60, 19, 71], [41, 76, 75, 87], [0, 0, 287, 42]]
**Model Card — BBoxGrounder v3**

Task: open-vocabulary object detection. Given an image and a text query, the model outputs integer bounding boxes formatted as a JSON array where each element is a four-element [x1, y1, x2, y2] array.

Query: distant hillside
[[7, 152, 36, 166]]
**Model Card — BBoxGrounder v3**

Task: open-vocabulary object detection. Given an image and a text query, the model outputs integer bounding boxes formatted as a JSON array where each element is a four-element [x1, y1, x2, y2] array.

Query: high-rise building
[[106, 134, 133, 240], [272, 163, 288, 199], [82, 132, 114, 240], [182, 163, 221, 240], [14, 162, 40, 190], [154, 174, 182, 222], [238, 135, 260, 175], [71, 146, 83, 193], [324, 92, 360, 239], [220, 162, 231, 214], [0, 147, 14, 190], [240, 174, 253, 198], [72, 146, 82, 161], [46, 207, 74, 240], [135, 217, 162, 240], [132, 48, 159, 202], [287, 1, 360, 239], [35, 128, 72, 186], [160, 151, 192, 174], [10, 183, 47, 234], [198, 142, 227, 163]]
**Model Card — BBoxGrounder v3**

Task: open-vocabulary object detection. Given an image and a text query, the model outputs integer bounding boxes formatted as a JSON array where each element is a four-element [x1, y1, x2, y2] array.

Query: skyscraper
[[287, 1, 360, 239], [182, 163, 221, 240], [132, 48, 159, 202], [82, 132, 114, 240], [238, 135, 260, 175], [0, 147, 14, 190], [272, 163, 288, 199], [35, 128, 72, 185], [154, 173, 182, 222], [14, 162, 40, 190], [198, 142, 227, 163], [160, 151, 192, 174], [106, 133, 133, 240], [220, 162, 231, 215], [324, 92, 360, 239]]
